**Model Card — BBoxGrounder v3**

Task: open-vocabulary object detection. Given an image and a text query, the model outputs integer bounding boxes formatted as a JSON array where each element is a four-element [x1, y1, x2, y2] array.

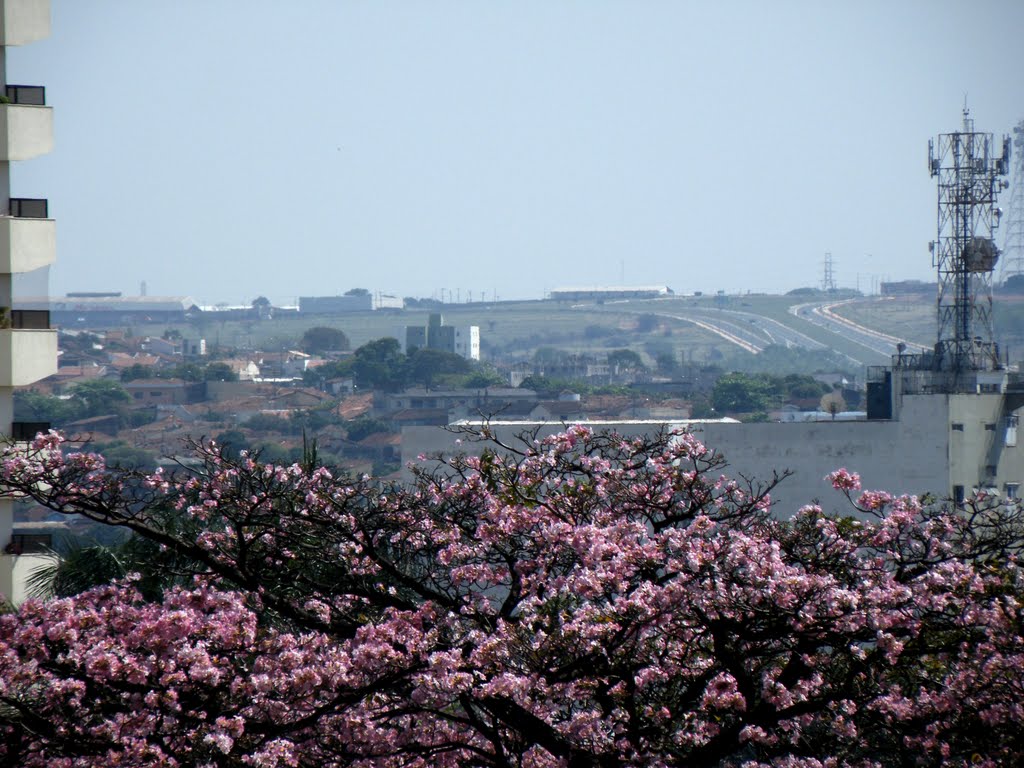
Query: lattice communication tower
[[928, 109, 1011, 372], [998, 120, 1024, 285]]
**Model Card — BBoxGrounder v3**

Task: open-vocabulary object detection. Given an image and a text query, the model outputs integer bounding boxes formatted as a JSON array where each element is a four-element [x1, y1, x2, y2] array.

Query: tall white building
[[0, 0, 57, 602]]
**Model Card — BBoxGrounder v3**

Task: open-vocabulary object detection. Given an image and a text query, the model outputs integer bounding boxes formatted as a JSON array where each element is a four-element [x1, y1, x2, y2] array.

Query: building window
[[1006, 483, 1020, 500], [953, 485, 965, 508], [1007, 415, 1019, 448], [986, 465, 997, 478], [951, 423, 964, 432], [4, 533, 53, 554], [985, 423, 996, 431], [133, 393, 144, 400]]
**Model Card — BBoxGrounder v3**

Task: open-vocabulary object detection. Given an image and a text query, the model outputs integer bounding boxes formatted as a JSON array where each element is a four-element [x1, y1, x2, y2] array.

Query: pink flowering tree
[[0, 427, 1023, 767]]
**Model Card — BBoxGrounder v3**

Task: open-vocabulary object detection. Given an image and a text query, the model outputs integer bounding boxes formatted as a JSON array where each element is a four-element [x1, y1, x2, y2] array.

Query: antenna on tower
[[929, 110, 1011, 372], [998, 120, 1024, 287]]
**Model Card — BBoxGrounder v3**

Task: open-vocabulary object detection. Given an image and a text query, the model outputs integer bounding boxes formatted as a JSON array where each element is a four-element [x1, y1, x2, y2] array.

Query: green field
[[119, 289, 1024, 371]]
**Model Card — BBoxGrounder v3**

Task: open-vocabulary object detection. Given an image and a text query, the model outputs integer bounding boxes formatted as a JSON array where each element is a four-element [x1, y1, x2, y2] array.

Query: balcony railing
[[9, 197, 47, 218], [10, 421, 49, 441], [4, 533, 52, 555], [10, 309, 49, 329], [4, 85, 45, 105]]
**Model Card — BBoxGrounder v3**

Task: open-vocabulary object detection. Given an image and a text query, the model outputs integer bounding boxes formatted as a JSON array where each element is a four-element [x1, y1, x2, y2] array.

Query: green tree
[[120, 364, 154, 382], [203, 362, 238, 382], [344, 417, 392, 442], [94, 440, 159, 470], [213, 429, 249, 458], [352, 338, 407, 391], [14, 390, 80, 426], [301, 326, 351, 354], [634, 313, 659, 333], [462, 367, 506, 388], [711, 372, 777, 413], [163, 362, 204, 382], [303, 359, 355, 388], [406, 348, 471, 388], [68, 380, 131, 419], [607, 348, 645, 371], [655, 351, 679, 375]]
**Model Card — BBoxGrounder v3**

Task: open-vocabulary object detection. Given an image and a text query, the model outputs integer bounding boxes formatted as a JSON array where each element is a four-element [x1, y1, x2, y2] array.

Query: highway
[[654, 307, 829, 355], [789, 298, 929, 361], [581, 296, 928, 368]]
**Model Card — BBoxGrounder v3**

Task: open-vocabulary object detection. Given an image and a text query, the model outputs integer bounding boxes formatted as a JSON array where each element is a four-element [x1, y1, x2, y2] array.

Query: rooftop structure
[[926, 109, 1011, 375], [548, 285, 674, 302]]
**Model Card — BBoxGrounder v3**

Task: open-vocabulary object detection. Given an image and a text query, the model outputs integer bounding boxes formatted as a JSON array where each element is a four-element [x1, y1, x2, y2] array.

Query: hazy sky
[[9, 0, 1024, 305]]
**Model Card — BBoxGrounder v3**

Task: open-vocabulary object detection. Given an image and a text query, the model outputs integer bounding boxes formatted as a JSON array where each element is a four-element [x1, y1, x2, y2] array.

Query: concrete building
[[402, 369, 1024, 518], [0, 0, 58, 603], [548, 285, 674, 302], [299, 293, 403, 313], [401, 313, 480, 361]]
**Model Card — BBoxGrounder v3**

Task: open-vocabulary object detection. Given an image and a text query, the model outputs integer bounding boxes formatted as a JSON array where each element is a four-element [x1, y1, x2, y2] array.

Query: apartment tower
[[0, 0, 57, 601]]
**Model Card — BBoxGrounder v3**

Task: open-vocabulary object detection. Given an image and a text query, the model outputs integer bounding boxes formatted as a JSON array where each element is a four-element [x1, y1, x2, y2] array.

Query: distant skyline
[[10, 0, 1024, 305]]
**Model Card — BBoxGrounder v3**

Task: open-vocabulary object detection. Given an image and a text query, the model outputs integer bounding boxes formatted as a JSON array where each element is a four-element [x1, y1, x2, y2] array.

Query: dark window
[[4, 84, 45, 105], [953, 485, 965, 508], [985, 423, 996, 431], [9, 197, 48, 218], [11, 421, 49, 441], [5, 533, 53, 554], [952, 423, 964, 432]]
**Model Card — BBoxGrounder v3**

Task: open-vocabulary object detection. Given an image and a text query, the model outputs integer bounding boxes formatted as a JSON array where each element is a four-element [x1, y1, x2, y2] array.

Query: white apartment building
[[0, 0, 57, 604]]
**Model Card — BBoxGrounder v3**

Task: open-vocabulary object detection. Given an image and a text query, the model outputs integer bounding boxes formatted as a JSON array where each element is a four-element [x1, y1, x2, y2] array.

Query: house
[[123, 378, 203, 406]]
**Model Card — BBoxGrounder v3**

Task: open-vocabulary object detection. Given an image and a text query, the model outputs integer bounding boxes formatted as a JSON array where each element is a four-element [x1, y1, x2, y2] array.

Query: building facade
[[402, 372, 1024, 519], [0, 0, 57, 603], [402, 313, 480, 361]]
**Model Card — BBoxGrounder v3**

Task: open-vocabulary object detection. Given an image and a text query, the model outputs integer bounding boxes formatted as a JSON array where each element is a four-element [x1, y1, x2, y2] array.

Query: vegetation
[[711, 372, 832, 414], [300, 326, 351, 353], [2, 429, 1024, 766], [15, 380, 133, 428]]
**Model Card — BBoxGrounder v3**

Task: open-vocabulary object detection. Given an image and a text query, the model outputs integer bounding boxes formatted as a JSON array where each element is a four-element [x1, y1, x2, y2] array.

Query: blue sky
[[10, 0, 1024, 305]]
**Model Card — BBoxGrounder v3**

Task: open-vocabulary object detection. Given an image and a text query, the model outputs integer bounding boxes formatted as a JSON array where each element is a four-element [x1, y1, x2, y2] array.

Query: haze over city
[[9, 0, 1024, 305]]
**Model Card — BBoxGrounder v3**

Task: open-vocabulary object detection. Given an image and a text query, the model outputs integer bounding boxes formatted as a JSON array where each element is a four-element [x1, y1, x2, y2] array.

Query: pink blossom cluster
[[0, 428, 1022, 766]]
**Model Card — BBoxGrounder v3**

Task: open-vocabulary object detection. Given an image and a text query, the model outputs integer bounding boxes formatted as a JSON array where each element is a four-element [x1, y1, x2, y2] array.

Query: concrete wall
[[947, 392, 1024, 497], [0, 0, 49, 47], [694, 400, 949, 515], [401, 401, 970, 519], [0, 328, 57, 386], [0, 103, 53, 161], [0, 215, 55, 273]]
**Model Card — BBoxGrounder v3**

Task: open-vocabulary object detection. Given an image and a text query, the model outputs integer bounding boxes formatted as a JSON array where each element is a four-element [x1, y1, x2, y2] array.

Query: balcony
[[10, 420, 48, 441], [0, 323, 57, 386], [0, 210, 55, 273], [0, 0, 50, 47], [0, 97, 53, 161]]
